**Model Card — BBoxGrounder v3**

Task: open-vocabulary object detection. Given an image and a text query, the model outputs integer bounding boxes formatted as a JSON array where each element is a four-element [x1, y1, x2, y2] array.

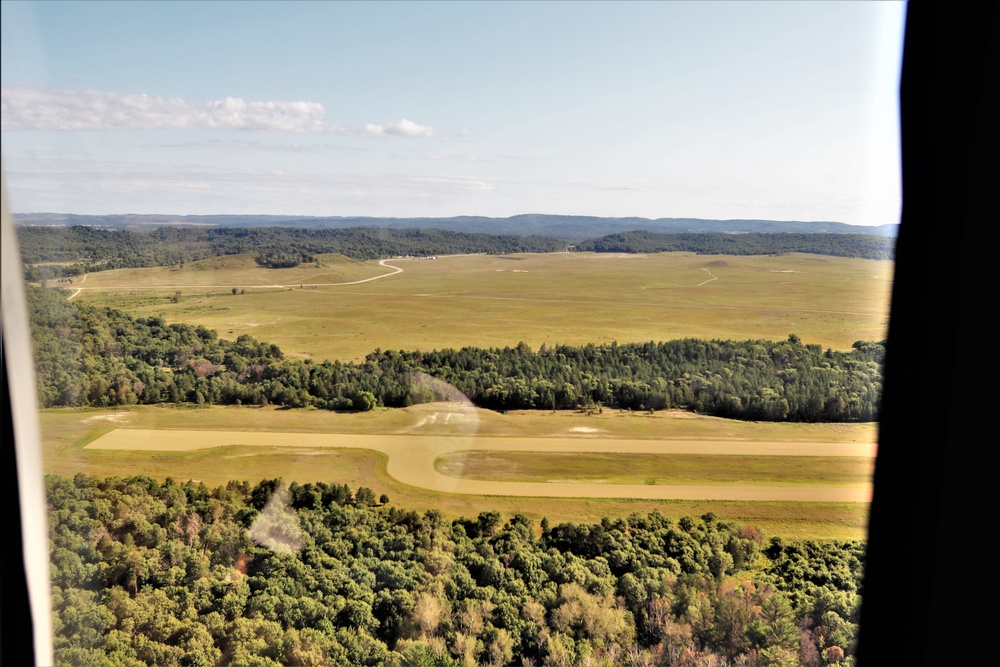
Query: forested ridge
[[49, 473, 862, 667], [17, 226, 566, 279], [29, 288, 882, 422], [13, 212, 900, 239], [18, 226, 893, 281], [574, 232, 893, 261]]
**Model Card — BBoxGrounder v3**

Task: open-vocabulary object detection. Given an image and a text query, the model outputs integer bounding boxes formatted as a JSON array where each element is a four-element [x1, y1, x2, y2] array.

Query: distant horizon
[[11, 210, 897, 227]]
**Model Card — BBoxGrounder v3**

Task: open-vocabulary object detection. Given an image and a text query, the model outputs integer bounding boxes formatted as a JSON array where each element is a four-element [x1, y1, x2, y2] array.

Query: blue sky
[[1, 1, 906, 225]]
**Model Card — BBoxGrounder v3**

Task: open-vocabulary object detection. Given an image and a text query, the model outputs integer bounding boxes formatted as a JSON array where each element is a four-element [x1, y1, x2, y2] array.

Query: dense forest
[[17, 226, 566, 280], [18, 226, 893, 281], [28, 287, 882, 422], [49, 474, 861, 667], [574, 233, 893, 261]]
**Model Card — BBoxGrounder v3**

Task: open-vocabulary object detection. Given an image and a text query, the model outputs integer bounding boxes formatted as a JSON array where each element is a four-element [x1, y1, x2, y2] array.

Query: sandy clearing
[[82, 412, 131, 424], [87, 429, 874, 502]]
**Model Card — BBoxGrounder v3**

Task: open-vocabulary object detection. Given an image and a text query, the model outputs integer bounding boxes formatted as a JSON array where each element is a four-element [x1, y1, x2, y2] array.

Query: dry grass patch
[[76, 253, 386, 289], [434, 451, 874, 486], [75, 252, 892, 361]]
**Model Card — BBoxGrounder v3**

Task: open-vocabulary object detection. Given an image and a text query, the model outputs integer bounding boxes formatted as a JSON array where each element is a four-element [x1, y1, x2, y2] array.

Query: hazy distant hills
[[12, 213, 898, 241]]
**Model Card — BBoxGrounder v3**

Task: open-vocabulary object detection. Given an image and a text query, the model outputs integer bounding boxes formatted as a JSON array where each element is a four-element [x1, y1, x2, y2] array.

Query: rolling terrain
[[35, 246, 890, 541], [70, 250, 892, 361]]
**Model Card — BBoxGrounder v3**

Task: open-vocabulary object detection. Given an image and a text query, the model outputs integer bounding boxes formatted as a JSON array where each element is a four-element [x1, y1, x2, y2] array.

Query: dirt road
[[65, 259, 405, 294], [87, 429, 874, 502]]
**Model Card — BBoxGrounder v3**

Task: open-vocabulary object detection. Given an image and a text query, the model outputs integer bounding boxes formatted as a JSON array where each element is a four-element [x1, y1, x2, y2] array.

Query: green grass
[[74, 252, 383, 288], [434, 451, 874, 486], [75, 251, 893, 361], [39, 405, 873, 540], [48, 250, 890, 541]]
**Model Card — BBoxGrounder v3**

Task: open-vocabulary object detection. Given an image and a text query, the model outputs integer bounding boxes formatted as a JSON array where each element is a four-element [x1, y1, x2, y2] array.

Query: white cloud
[[387, 119, 434, 138], [1, 86, 335, 132], [362, 118, 434, 138], [0, 86, 435, 138]]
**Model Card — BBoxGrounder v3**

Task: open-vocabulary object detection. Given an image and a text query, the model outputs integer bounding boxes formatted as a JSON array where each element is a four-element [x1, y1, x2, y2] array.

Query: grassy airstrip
[[434, 451, 874, 487], [72, 251, 893, 361], [40, 404, 875, 540], [44, 251, 890, 540]]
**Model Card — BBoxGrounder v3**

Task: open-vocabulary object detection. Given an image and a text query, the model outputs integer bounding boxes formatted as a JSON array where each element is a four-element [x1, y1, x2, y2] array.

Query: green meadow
[[74, 251, 893, 361], [39, 405, 875, 540], [44, 250, 890, 540], [434, 451, 874, 487]]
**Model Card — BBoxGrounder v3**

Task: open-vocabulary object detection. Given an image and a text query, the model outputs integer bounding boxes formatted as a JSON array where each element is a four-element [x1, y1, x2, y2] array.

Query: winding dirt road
[[64, 259, 405, 294], [86, 429, 874, 502]]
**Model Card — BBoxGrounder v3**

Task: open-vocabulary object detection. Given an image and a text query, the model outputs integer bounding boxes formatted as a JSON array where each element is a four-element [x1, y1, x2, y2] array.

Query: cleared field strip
[[87, 429, 875, 502], [434, 451, 873, 487]]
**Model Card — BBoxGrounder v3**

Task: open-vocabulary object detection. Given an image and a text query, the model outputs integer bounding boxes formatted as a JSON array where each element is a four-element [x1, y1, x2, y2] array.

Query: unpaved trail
[[339, 259, 404, 285], [86, 429, 874, 502], [66, 273, 88, 300], [64, 260, 405, 294], [697, 268, 718, 286]]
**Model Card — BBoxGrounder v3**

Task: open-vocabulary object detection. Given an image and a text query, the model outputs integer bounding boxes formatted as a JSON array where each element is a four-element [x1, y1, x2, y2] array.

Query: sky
[[0, 1, 906, 225]]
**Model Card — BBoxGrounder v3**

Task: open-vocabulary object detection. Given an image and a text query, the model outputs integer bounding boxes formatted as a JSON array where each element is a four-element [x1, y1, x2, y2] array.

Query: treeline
[[29, 288, 882, 421], [368, 338, 882, 421], [18, 226, 893, 281], [48, 473, 861, 666], [29, 287, 883, 420], [17, 226, 566, 279], [574, 231, 894, 260]]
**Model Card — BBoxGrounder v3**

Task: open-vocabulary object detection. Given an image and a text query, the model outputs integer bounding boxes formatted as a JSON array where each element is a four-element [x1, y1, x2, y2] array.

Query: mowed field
[[42, 404, 876, 540], [71, 251, 893, 361], [44, 250, 891, 540], [435, 452, 873, 488]]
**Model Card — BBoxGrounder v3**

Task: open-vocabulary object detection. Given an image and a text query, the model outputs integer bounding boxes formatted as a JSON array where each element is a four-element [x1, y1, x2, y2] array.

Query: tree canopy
[[48, 473, 862, 666], [18, 226, 893, 281], [28, 287, 882, 422]]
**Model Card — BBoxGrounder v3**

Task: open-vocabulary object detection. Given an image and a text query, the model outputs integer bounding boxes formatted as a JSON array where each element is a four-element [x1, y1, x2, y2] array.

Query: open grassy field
[[47, 250, 889, 540], [40, 404, 874, 540], [72, 251, 893, 361], [71, 252, 388, 288], [434, 451, 874, 487]]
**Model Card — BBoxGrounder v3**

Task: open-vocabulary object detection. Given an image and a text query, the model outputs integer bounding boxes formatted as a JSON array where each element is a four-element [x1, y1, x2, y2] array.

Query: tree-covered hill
[[13, 211, 900, 239], [28, 287, 882, 422], [574, 231, 894, 261], [18, 225, 893, 281], [48, 473, 862, 666], [17, 226, 567, 280]]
